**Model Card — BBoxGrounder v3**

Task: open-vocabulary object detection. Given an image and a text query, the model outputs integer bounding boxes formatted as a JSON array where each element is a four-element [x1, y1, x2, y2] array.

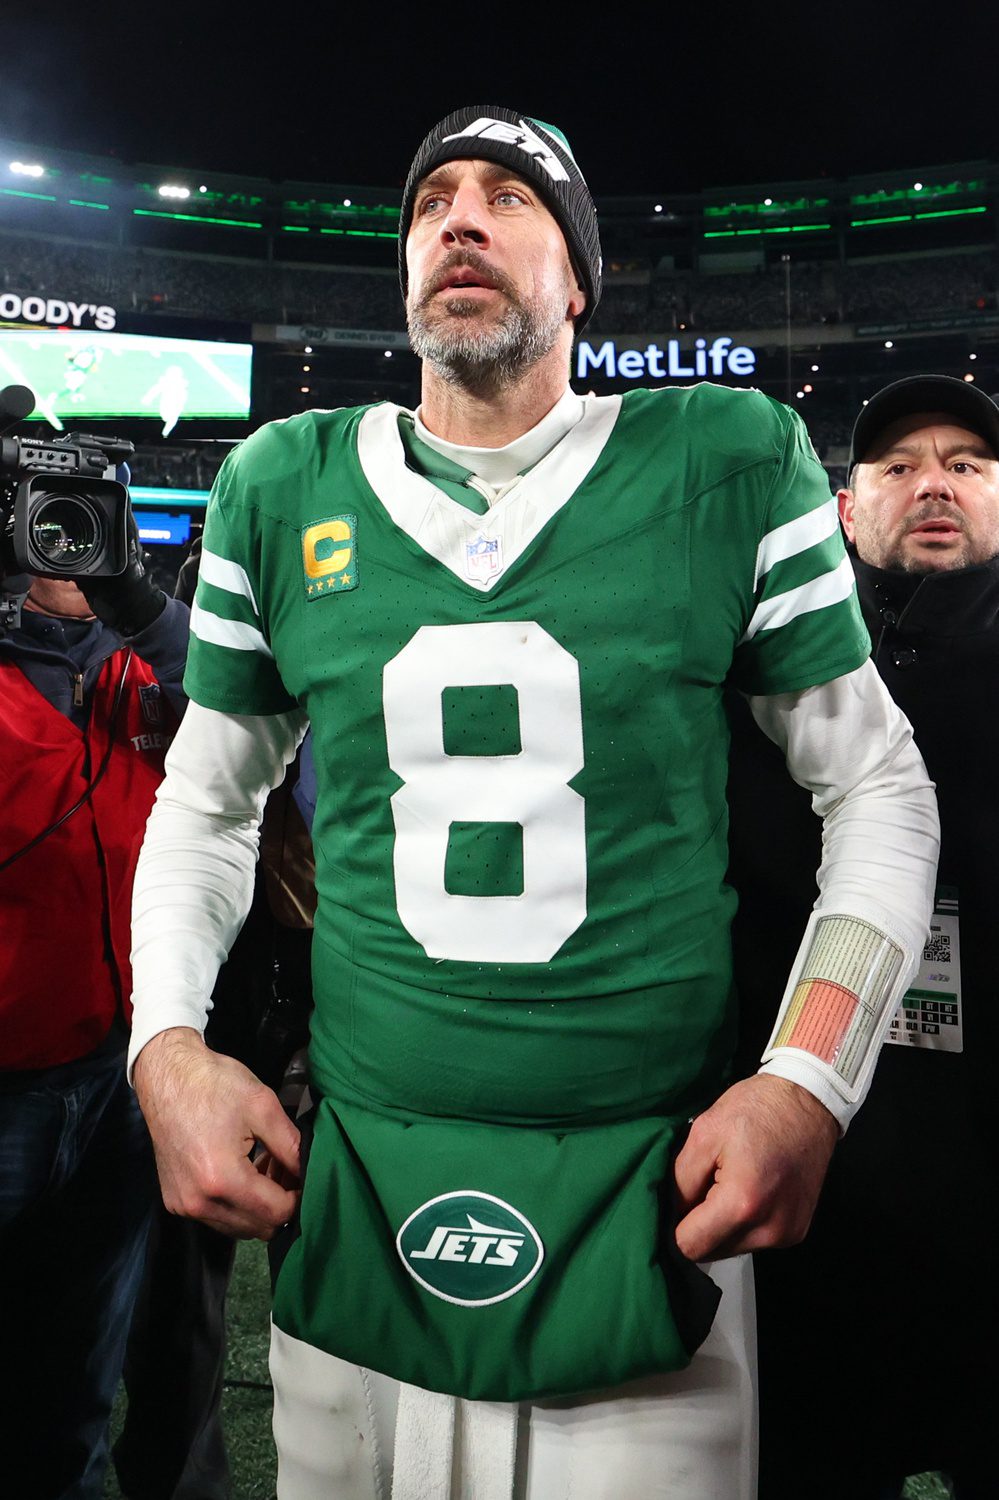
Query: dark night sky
[[2, 4, 996, 195]]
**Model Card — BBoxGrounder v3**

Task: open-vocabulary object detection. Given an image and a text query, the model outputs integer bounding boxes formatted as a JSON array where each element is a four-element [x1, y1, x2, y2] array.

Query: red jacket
[[0, 651, 176, 1069]]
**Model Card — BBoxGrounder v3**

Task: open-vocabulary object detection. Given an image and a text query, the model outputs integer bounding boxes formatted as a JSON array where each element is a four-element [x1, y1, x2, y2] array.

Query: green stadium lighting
[[133, 208, 263, 229], [704, 195, 829, 219], [703, 223, 830, 239], [850, 205, 987, 227], [913, 206, 988, 220], [0, 188, 57, 202]]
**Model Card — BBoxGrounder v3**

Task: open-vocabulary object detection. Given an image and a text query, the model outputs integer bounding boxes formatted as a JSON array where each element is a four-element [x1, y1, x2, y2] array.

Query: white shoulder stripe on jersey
[[191, 598, 274, 658], [199, 546, 261, 617], [754, 498, 839, 589], [742, 554, 856, 641]]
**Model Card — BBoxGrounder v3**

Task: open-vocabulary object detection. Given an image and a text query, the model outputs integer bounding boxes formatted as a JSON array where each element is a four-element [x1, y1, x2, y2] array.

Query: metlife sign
[[576, 336, 756, 383]]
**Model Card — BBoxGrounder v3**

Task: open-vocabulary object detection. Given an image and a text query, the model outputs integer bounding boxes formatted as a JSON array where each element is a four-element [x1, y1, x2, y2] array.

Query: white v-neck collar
[[413, 388, 585, 489], [356, 394, 622, 592]]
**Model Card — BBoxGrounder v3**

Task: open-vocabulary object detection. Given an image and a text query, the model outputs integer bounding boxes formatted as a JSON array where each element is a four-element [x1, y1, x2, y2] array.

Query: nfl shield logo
[[465, 533, 502, 583], [138, 683, 163, 726]]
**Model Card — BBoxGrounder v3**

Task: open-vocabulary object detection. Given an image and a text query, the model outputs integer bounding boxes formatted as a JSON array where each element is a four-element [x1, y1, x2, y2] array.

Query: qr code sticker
[[923, 933, 951, 963]]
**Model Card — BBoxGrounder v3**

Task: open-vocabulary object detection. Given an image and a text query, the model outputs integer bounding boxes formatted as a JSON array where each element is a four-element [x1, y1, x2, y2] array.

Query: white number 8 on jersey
[[383, 622, 587, 963]]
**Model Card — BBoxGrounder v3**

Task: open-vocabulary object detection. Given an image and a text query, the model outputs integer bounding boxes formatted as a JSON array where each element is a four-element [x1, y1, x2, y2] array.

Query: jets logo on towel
[[396, 1191, 544, 1307]]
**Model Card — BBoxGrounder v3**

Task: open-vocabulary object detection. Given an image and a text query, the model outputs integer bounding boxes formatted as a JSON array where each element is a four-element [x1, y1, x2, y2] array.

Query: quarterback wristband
[[761, 910, 908, 1120]]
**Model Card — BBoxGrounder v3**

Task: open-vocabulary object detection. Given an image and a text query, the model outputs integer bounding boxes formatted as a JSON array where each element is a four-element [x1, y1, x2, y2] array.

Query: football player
[[128, 107, 939, 1499]]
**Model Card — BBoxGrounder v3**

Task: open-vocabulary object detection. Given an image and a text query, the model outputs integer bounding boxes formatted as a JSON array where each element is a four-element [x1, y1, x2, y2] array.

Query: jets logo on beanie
[[398, 105, 602, 332]]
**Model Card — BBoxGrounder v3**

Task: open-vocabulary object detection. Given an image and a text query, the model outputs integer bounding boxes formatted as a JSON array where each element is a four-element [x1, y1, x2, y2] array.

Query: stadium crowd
[[0, 231, 400, 328], [130, 442, 228, 491], [1, 228, 995, 333]]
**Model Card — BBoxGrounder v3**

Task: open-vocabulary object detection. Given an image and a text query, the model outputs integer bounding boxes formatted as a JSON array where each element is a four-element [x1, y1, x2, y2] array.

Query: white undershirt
[[414, 388, 585, 504]]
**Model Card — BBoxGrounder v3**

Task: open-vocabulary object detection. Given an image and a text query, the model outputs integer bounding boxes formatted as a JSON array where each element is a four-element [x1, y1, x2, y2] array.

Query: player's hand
[[78, 506, 165, 635], [133, 1026, 302, 1240], [672, 1073, 839, 1262]]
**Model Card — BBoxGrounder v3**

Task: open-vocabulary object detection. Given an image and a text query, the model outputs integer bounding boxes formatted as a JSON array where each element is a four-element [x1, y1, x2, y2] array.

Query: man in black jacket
[[728, 375, 999, 1500]]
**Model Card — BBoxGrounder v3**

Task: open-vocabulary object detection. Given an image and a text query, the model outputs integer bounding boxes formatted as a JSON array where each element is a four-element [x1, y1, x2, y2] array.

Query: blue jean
[[0, 1045, 155, 1500], [114, 1207, 236, 1500]]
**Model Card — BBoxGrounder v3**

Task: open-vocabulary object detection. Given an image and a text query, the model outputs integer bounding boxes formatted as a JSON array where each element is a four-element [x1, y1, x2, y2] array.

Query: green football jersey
[[187, 383, 869, 1128]]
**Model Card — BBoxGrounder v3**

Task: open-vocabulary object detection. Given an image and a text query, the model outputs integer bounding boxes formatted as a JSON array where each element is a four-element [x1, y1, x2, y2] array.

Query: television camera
[[1, 384, 134, 630]]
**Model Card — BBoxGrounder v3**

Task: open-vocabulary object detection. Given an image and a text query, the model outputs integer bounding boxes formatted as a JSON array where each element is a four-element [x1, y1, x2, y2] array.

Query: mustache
[[416, 250, 518, 307], [903, 503, 966, 534]]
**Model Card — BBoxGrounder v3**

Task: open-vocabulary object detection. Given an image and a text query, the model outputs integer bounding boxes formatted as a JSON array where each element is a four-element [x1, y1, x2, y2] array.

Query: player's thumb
[[674, 1198, 726, 1263], [671, 1125, 725, 1260], [250, 1086, 303, 1183], [672, 1123, 714, 1216]]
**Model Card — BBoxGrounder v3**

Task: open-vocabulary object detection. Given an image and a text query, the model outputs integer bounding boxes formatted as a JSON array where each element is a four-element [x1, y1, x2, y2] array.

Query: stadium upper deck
[[1, 133, 994, 270], [1, 136, 997, 464]]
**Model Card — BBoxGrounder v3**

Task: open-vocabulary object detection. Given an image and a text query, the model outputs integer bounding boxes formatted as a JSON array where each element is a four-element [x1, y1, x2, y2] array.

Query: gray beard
[[407, 293, 566, 396]]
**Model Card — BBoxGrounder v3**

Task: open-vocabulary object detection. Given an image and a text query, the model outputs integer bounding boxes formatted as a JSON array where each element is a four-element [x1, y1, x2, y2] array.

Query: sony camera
[[1, 383, 134, 586]]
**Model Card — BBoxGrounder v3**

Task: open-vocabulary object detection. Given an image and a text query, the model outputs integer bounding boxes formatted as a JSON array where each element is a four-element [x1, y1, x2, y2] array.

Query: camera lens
[[30, 494, 103, 570]]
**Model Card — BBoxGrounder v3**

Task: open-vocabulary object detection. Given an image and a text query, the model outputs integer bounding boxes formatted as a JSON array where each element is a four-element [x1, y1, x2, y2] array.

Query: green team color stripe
[[755, 529, 854, 602]]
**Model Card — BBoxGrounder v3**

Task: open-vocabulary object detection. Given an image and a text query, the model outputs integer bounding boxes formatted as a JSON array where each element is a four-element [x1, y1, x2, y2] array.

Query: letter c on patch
[[303, 519, 352, 579]]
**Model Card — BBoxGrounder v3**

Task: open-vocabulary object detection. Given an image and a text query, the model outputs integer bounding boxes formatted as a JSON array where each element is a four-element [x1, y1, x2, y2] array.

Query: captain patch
[[303, 514, 358, 599]]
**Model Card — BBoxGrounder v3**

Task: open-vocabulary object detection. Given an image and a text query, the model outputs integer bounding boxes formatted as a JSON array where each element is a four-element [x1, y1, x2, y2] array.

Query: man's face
[[839, 412, 999, 573], [405, 158, 585, 390]]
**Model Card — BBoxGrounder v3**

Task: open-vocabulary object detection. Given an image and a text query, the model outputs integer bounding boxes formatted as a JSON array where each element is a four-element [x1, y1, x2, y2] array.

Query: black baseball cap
[[848, 375, 999, 476]]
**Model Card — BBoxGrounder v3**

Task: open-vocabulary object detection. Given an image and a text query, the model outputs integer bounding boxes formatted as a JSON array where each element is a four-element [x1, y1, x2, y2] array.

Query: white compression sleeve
[[746, 659, 939, 1129], [128, 701, 308, 1078]]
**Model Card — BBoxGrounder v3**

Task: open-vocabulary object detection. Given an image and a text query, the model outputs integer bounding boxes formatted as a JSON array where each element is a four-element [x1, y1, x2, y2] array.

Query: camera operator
[[0, 530, 189, 1500]]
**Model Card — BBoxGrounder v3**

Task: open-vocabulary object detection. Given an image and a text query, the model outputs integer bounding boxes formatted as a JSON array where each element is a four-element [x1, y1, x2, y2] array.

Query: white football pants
[[269, 1254, 756, 1500]]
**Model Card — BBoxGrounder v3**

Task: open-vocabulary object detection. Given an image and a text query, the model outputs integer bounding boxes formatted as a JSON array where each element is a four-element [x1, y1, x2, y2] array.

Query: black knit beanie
[[398, 104, 602, 332]]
